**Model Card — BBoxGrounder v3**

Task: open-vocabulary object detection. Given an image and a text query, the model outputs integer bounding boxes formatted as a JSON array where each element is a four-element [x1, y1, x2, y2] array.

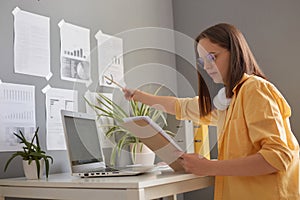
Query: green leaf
[[35, 127, 41, 150], [105, 126, 118, 138], [110, 146, 118, 166], [131, 143, 137, 162], [116, 134, 129, 156], [44, 157, 50, 178], [13, 132, 25, 143], [4, 153, 22, 172], [140, 103, 150, 116], [34, 158, 41, 179], [93, 99, 124, 122], [29, 152, 43, 158], [46, 155, 54, 164], [97, 93, 128, 119], [164, 130, 176, 137]]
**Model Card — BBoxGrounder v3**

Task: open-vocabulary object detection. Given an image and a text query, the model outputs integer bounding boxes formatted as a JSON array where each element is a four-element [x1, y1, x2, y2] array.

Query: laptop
[[61, 110, 152, 178]]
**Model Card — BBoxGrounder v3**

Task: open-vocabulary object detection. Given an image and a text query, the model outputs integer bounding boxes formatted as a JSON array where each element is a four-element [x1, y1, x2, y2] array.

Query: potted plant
[[4, 127, 53, 179], [85, 87, 175, 166]]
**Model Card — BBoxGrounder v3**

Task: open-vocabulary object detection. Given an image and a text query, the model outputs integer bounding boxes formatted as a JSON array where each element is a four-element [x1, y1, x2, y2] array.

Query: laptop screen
[[64, 115, 104, 165]]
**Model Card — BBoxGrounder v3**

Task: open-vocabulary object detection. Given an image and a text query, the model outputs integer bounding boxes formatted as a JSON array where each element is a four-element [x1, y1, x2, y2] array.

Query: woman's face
[[197, 38, 230, 84]]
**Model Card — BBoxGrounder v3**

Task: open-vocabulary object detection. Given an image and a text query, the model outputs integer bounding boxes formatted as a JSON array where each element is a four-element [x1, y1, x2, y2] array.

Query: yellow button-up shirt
[[175, 74, 299, 200]]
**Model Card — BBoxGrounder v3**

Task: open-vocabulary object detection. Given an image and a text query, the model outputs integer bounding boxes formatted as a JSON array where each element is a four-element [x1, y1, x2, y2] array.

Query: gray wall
[[0, 0, 176, 182], [172, 0, 300, 199], [173, 0, 300, 139], [1, 0, 300, 200]]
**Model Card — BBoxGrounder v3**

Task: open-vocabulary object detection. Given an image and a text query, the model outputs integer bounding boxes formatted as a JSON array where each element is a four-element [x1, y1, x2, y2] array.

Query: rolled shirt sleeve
[[175, 97, 200, 122], [175, 97, 219, 126], [243, 80, 297, 171]]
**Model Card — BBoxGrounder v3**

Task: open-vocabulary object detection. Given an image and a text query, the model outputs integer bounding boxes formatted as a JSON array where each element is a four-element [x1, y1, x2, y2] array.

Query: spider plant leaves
[[97, 93, 128, 120], [85, 88, 175, 166]]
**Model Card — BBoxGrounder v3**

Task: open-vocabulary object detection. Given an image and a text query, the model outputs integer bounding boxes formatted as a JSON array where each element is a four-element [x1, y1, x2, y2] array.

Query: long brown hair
[[195, 23, 266, 117]]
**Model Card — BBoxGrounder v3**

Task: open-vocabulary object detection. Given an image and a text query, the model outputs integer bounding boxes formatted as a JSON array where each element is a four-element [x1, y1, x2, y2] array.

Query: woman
[[123, 23, 299, 200]]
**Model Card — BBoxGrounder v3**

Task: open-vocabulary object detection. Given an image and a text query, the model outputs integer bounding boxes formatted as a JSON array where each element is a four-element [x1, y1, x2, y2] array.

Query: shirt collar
[[232, 73, 252, 94]]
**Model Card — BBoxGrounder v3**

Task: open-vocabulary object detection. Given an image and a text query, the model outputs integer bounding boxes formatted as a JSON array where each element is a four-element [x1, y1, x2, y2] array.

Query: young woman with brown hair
[[123, 23, 299, 200]]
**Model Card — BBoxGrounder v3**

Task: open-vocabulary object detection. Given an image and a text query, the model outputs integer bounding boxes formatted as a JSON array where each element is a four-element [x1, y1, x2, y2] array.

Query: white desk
[[0, 171, 214, 200]]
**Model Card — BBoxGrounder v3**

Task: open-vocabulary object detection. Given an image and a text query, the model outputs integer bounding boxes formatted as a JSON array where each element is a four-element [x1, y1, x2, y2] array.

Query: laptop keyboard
[[88, 167, 119, 173]]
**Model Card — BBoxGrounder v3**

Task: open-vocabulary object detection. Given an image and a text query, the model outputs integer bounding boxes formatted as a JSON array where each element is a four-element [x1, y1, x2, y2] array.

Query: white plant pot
[[23, 160, 44, 179], [130, 143, 155, 166]]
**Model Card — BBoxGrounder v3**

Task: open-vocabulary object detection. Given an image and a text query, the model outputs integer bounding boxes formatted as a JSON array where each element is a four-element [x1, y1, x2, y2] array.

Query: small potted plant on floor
[[4, 127, 54, 179], [86, 86, 175, 166]]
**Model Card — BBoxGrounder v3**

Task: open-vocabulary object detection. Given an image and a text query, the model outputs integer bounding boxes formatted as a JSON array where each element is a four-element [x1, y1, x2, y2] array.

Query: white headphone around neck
[[213, 87, 232, 110]]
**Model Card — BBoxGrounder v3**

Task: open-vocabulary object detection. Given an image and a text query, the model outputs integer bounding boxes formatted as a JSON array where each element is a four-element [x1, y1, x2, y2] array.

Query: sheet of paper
[[59, 20, 91, 84], [95, 31, 124, 87], [12, 7, 52, 80], [45, 87, 78, 150], [84, 91, 114, 148], [0, 82, 36, 152]]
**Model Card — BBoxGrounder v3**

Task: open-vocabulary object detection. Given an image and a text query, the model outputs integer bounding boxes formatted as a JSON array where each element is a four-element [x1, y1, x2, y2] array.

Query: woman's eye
[[207, 53, 216, 62]]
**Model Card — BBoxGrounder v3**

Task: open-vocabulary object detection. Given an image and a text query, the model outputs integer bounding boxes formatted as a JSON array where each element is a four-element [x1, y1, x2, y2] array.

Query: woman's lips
[[207, 71, 218, 77]]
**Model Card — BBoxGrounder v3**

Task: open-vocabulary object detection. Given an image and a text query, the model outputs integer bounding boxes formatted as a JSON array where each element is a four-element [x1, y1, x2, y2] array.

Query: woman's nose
[[203, 61, 211, 70]]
